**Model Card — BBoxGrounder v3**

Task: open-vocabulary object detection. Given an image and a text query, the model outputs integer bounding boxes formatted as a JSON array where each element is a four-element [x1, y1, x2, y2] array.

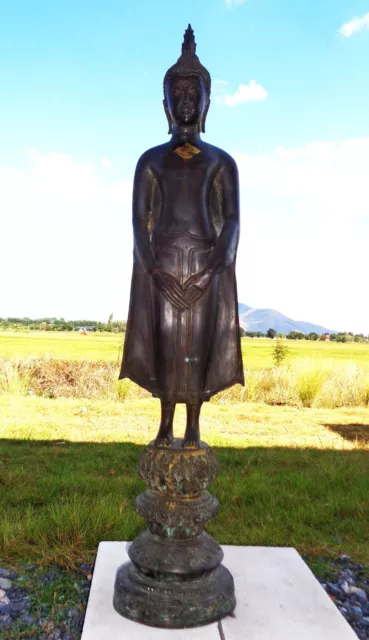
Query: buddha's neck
[[171, 124, 201, 144]]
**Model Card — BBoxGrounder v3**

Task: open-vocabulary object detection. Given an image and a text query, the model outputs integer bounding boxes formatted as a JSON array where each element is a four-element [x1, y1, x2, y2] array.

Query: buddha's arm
[[206, 156, 240, 274], [132, 154, 189, 310], [132, 155, 158, 275], [183, 156, 240, 305]]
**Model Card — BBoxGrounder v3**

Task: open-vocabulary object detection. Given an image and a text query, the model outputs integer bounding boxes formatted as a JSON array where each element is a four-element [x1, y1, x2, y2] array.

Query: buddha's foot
[[155, 429, 173, 448], [182, 436, 200, 449]]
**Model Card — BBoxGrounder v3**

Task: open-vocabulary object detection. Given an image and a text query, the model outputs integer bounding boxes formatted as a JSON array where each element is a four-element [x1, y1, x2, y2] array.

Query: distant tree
[[272, 338, 289, 367], [308, 332, 319, 341], [108, 313, 114, 325], [336, 334, 348, 343], [354, 334, 365, 343], [286, 331, 304, 340], [244, 330, 266, 338], [266, 328, 277, 339]]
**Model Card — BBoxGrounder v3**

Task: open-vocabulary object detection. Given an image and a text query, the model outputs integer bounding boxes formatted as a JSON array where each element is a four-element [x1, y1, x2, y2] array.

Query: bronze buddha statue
[[114, 26, 240, 628], [120, 24, 244, 448]]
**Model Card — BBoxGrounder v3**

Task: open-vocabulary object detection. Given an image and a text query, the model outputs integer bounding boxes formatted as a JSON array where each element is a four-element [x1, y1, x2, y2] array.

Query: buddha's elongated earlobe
[[163, 99, 173, 134], [201, 99, 210, 134]]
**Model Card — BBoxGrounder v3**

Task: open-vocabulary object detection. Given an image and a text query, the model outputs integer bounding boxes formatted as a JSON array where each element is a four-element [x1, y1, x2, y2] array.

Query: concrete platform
[[81, 542, 357, 639]]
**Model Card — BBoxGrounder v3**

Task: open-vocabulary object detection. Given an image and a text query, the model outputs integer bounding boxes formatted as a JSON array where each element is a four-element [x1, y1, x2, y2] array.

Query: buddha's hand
[[151, 269, 189, 311], [183, 269, 213, 306]]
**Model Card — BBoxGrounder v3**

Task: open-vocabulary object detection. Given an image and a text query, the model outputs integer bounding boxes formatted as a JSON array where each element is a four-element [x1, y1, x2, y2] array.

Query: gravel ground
[[313, 554, 369, 640], [0, 563, 92, 639], [0, 554, 368, 639]]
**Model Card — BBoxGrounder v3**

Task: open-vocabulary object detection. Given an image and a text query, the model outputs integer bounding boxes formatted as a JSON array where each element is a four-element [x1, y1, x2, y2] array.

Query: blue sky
[[1, 0, 368, 332]]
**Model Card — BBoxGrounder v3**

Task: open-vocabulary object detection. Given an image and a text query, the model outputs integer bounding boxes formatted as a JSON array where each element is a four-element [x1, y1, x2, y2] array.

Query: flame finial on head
[[163, 24, 211, 97], [182, 24, 196, 55]]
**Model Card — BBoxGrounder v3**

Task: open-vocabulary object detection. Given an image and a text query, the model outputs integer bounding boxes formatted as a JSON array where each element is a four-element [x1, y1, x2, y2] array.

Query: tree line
[[0, 317, 127, 333], [1, 318, 367, 343], [240, 327, 368, 343]]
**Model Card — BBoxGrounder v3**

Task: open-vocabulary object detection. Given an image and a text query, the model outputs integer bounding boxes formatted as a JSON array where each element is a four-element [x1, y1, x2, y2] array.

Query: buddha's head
[[163, 25, 211, 134]]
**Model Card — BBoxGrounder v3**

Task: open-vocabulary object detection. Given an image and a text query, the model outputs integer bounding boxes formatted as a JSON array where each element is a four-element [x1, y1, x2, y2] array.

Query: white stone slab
[[221, 546, 357, 639], [81, 542, 357, 640]]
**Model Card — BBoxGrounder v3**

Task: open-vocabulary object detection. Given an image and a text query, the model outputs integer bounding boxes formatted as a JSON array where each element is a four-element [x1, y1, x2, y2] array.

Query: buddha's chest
[[155, 146, 216, 197]]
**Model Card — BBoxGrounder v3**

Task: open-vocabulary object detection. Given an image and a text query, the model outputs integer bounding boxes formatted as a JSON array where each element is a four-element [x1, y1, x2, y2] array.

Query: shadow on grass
[[323, 423, 369, 444], [0, 439, 368, 564]]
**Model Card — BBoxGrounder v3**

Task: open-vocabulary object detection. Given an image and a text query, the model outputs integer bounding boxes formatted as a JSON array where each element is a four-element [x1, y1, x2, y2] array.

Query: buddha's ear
[[163, 99, 173, 135], [201, 99, 210, 134]]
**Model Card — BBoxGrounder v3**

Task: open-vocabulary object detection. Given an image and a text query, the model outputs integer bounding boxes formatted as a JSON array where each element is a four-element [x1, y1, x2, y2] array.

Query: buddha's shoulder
[[135, 143, 172, 167], [200, 142, 238, 169], [135, 142, 237, 171]]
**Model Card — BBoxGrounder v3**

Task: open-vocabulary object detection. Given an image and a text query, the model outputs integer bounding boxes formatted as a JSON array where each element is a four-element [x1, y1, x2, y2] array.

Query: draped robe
[[119, 143, 244, 403]]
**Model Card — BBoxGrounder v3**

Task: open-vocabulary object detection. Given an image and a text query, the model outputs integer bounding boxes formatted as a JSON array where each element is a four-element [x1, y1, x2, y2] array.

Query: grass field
[[0, 394, 368, 566], [0, 331, 124, 363], [1, 331, 369, 368], [0, 331, 368, 567]]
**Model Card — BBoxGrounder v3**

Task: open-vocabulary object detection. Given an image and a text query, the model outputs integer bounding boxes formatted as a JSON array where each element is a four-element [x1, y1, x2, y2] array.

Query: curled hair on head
[[163, 25, 211, 99]]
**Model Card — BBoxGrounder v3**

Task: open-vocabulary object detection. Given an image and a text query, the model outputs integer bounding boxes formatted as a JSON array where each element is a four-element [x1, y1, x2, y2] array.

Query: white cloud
[[1, 141, 368, 333], [338, 12, 369, 37], [234, 137, 369, 333], [216, 80, 268, 107], [100, 157, 112, 168], [0, 150, 132, 321], [234, 138, 369, 217]]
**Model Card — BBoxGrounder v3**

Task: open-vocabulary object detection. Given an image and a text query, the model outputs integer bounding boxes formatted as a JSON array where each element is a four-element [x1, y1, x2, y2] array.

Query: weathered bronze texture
[[113, 441, 236, 628], [114, 24, 242, 628], [119, 23, 244, 449]]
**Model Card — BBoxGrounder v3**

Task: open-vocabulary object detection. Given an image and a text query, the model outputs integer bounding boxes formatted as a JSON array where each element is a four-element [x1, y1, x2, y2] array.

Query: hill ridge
[[238, 303, 336, 335]]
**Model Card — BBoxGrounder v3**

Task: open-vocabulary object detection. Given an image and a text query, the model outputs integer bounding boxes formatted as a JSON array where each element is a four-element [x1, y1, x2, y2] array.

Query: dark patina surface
[[119, 23, 243, 449], [114, 24, 241, 628], [113, 440, 236, 628]]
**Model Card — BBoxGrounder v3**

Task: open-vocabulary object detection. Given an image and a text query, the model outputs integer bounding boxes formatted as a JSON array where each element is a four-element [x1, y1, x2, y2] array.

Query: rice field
[[1, 331, 368, 368]]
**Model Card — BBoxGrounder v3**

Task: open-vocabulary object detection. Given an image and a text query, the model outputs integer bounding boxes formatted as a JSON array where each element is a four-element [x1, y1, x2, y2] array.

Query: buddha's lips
[[179, 108, 195, 118]]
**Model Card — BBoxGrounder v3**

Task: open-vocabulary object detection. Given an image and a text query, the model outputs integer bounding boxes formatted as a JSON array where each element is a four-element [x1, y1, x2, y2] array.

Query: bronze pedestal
[[113, 439, 236, 628]]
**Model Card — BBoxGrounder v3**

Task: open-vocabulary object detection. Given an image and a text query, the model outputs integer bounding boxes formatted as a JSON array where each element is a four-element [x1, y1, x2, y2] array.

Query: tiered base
[[112, 439, 236, 629], [113, 561, 235, 629]]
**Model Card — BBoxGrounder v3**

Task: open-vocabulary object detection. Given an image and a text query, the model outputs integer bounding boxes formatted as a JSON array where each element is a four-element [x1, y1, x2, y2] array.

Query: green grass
[[1, 331, 369, 368], [1, 331, 368, 567], [0, 394, 368, 566], [241, 337, 369, 369], [0, 331, 124, 363]]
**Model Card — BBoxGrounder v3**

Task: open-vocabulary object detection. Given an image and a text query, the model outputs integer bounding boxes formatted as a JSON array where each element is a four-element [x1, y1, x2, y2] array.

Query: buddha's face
[[165, 75, 207, 128]]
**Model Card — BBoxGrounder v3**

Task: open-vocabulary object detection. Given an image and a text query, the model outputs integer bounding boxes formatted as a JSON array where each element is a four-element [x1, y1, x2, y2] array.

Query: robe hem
[[119, 369, 245, 403]]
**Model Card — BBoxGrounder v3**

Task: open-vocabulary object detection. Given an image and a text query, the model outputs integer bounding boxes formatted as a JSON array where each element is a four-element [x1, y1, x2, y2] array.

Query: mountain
[[238, 304, 336, 335]]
